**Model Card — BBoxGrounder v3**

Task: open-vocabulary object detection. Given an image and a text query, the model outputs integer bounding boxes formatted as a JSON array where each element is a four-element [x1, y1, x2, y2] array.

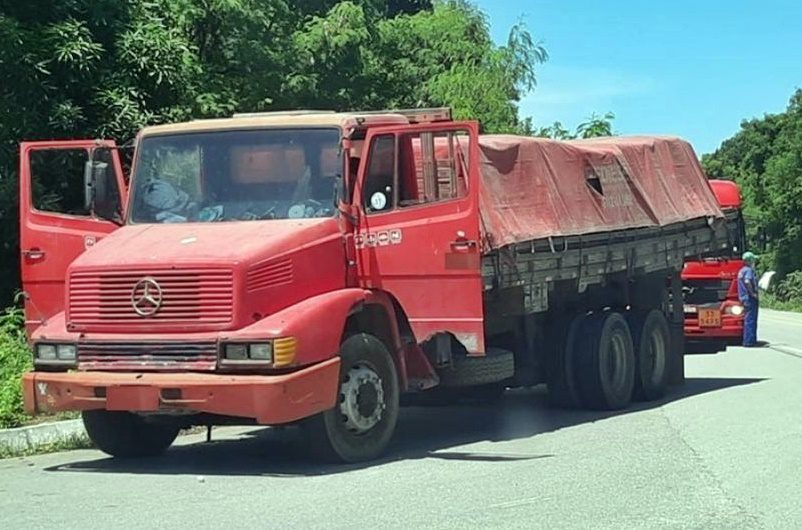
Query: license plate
[[698, 308, 721, 328]]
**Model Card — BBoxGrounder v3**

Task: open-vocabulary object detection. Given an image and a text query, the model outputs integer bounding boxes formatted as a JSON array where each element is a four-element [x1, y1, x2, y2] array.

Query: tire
[[82, 410, 180, 458], [574, 312, 635, 410], [631, 310, 670, 401], [438, 348, 514, 388], [301, 333, 400, 463], [546, 313, 584, 408]]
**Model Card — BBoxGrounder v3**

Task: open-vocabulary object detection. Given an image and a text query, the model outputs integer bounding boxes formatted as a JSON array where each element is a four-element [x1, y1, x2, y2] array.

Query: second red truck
[[682, 179, 746, 352]]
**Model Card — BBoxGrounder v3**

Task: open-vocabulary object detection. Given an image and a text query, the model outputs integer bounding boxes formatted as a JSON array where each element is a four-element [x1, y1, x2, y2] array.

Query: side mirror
[[84, 150, 122, 225]]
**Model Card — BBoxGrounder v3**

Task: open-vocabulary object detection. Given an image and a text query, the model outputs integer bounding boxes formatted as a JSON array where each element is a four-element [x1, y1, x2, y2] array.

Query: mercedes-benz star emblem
[[131, 277, 163, 317]]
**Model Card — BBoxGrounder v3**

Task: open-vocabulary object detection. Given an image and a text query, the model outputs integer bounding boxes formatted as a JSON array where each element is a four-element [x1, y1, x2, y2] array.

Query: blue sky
[[474, 0, 802, 154]]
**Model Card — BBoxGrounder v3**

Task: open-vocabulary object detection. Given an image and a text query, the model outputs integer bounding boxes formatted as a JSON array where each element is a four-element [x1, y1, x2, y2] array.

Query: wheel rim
[[645, 328, 667, 386], [606, 331, 628, 391], [339, 363, 386, 434]]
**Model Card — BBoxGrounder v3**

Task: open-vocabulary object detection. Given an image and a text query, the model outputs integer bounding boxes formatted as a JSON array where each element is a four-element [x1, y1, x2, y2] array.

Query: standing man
[[737, 251, 760, 347]]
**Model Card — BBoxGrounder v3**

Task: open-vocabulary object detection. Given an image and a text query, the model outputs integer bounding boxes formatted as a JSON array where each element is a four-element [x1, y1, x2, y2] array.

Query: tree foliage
[[0, 0, 547, 305], [535, 112, 616, 140], [702, 89, 802, 279]]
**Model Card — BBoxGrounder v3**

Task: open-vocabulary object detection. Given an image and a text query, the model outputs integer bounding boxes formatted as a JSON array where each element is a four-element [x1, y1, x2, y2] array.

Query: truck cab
[[20, 108, 483, 462], [682, 179, 746, 352]]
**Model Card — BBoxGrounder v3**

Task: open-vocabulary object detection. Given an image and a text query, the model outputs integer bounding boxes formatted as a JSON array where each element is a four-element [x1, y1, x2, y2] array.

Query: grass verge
[[0, 305, 32, 429], [761, 293, 802, 313], [0, 433, 93, 460]]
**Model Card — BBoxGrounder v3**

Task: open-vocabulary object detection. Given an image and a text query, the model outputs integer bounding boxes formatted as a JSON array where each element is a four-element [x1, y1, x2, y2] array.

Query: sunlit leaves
[[703, 89, 802, 278], [47, 18, 103, 72], [0, 0, 547, 305]]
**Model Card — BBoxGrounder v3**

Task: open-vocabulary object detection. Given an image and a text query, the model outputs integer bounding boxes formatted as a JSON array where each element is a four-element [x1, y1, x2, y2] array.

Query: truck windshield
[[129, 128, 341, 223]]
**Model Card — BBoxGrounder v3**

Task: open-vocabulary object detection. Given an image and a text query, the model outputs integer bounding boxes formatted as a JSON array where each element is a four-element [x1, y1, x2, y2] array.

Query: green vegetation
[[0, 0, 554, 306], [0, 306, 31, 429], [762, 271, 802, 312], [703, 89, 802, 311], [536, 112, 616, 140], [0, 433, 93, 460]]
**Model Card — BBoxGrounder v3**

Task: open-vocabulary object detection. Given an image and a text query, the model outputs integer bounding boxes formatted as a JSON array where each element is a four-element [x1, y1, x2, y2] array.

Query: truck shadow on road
[[44, 376, 764, 477]]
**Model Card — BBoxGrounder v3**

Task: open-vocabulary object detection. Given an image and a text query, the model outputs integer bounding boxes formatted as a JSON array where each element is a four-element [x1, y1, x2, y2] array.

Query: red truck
[[682, 179, 746, 353], [20, 109, 731, 462]]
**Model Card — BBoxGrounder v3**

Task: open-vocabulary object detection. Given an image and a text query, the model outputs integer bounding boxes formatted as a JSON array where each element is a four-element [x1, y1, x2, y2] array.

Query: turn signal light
[[221, 339, 294, 366]]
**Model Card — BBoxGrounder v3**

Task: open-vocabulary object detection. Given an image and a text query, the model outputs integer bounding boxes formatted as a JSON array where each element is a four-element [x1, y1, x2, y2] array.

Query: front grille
[[77, 341, 218, 371], [68, 269, 234, 329], [683, 278, 732, 305]]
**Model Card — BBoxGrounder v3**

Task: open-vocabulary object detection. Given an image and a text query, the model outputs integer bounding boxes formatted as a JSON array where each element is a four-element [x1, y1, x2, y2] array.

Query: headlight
[[224, 344, 248, 361], [249, 343, 272, 361], [35, 343, 76, 364], [221, 339, 295, 366], [57, 344, 77, 360], [36, 344, 57, 360], [727, 304, 745, 316]]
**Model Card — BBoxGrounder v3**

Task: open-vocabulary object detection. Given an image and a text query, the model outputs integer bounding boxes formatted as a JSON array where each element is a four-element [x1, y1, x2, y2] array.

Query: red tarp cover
[[477, 135, 723, 251]]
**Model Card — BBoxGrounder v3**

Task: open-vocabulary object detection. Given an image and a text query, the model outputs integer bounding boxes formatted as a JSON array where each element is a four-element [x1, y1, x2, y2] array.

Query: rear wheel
[[631, 310, 670, 401], [301, 333, 399, 463], [575, 312, 635, 410], [546, 313, 585, 408], [82, 410, 180, 458]]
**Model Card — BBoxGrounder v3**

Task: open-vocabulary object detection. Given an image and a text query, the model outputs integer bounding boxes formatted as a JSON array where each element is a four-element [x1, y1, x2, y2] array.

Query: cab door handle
[[450, 238, 477, 251], [451, 239, 477, 248], [23, 248, 45, 260], [451, 230, 477, 251]]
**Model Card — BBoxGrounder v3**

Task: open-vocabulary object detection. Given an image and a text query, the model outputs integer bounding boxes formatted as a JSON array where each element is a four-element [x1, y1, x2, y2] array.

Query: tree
[[576, 112, 615, 138], [702, 89, 802, 278], [0, 0, 547, 305], [535, 112, 616, 140]]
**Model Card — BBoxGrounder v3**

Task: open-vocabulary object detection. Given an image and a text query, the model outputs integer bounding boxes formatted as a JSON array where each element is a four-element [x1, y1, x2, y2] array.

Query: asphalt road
[[3, 309, 802, 529]]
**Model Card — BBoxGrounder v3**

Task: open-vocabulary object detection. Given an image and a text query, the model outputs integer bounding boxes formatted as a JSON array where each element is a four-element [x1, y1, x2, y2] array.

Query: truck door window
[[399, 130, 468, 207], [363, 135, 396, 213], [30, 147, 121, 219]]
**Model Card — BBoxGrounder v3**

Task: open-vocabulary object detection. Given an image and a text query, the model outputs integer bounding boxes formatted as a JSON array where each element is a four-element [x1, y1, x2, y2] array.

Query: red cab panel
[[708, 179, 742, 210], [19, 140, 127, 336], [353, 122, 485, 353]]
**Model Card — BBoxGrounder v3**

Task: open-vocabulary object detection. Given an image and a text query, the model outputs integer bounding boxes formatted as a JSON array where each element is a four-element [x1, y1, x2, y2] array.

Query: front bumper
[[22, 358, 340, 425], [684, 317, 743, 340]]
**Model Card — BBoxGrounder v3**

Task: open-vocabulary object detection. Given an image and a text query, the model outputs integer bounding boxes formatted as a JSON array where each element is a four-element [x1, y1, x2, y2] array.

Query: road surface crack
[[657, 407, 765, 529]]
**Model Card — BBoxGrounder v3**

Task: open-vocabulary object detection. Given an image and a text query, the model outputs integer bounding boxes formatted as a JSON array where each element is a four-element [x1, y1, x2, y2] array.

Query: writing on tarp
[[587, 161, 634, 210]]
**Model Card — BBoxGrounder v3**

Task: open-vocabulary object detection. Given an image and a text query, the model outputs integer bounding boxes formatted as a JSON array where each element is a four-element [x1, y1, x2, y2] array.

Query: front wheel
[[301, 333, 400, 463], [82, 410, 180, 458]]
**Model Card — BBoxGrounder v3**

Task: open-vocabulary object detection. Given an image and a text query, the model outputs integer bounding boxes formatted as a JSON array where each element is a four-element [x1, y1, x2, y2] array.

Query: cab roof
[[138, 108, 453, 138]]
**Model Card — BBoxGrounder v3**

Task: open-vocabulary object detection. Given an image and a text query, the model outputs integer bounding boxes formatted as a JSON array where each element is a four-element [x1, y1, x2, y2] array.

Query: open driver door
[[19, 140, 128, 336]]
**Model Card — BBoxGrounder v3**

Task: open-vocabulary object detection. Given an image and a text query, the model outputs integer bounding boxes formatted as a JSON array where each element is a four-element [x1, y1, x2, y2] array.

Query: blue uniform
[[737, 265, 758, 346]]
